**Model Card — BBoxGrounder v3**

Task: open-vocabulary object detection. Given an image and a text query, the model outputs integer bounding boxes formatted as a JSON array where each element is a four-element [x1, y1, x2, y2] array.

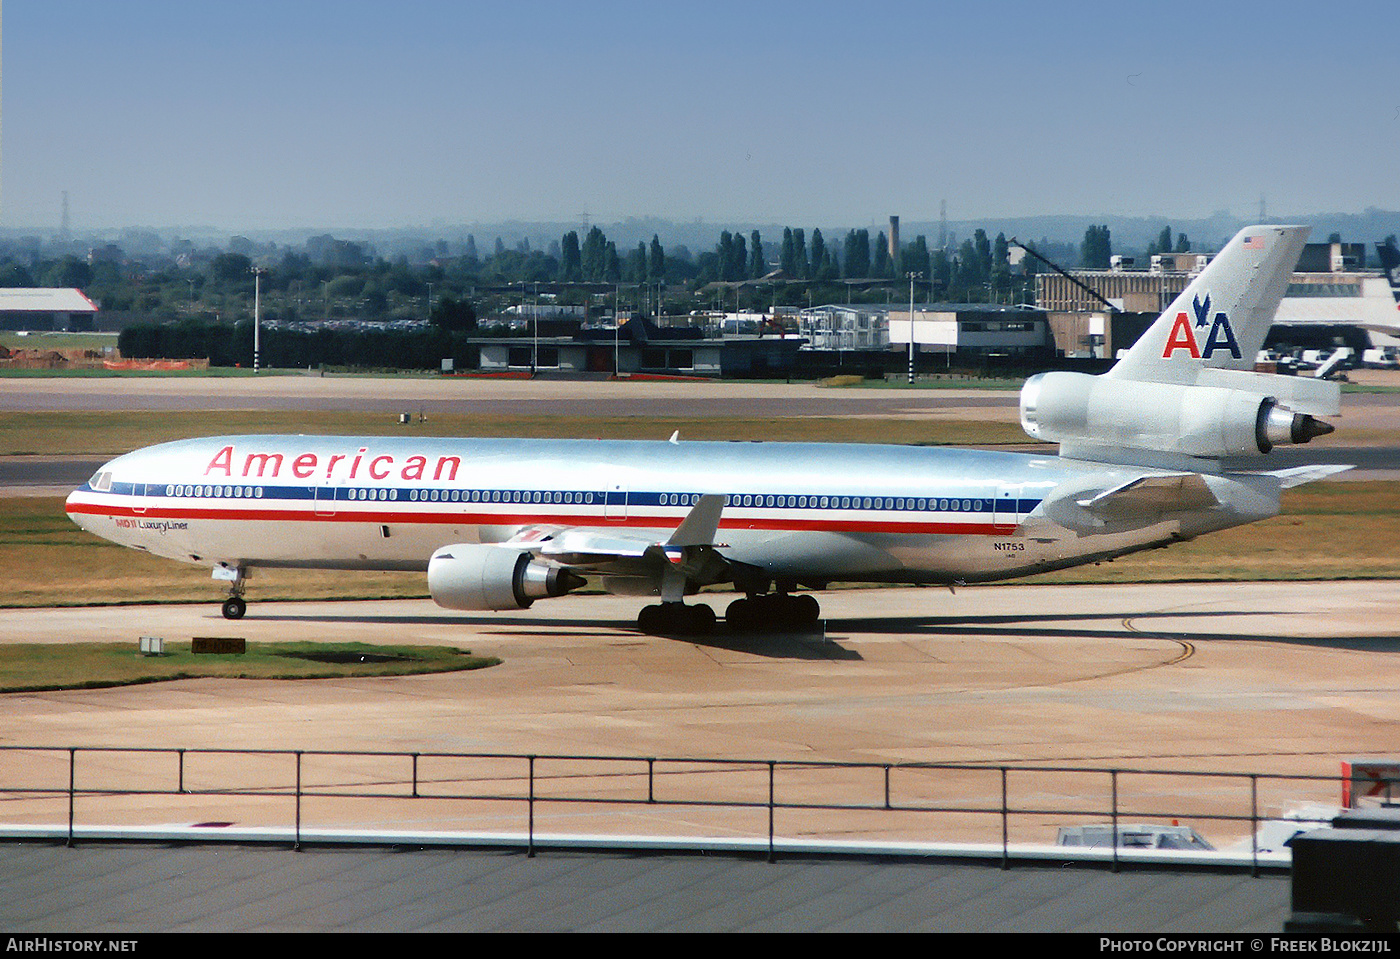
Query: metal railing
[[0, 746, 1369, 874]]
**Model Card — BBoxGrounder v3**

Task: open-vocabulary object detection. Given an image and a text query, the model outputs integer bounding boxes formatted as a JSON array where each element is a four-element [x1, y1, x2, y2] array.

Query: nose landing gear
[[214, 564, 247, 620]]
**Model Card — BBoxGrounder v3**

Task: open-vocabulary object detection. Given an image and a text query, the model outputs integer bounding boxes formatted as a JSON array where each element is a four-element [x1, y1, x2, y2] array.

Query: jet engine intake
[[428, 544, 584, 610], [1020, 371, 1333, 459]]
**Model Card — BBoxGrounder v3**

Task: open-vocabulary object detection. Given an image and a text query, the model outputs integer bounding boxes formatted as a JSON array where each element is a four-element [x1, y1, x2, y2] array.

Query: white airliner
[[67, 225, 1347, 634]]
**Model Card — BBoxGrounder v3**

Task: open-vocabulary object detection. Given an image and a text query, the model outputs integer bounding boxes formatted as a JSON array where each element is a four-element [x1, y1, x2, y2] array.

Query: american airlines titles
[[203, 445, 462, 483]]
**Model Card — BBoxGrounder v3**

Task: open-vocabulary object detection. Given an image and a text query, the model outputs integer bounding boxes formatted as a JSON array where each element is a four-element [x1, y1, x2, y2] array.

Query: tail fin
[[1378, 240, 1400, 306], [1021, 224, 1340, 467], [1106, 225, 1309, 384]]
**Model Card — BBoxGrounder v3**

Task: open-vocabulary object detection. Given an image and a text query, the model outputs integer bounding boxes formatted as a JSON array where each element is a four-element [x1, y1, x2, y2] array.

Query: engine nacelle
[[1020, 371, 1333, 459], [428, 544, 584, 611]]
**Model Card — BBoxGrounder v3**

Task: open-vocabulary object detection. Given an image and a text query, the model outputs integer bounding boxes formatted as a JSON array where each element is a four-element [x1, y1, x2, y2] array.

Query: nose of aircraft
[[66, 461, 114, 532]]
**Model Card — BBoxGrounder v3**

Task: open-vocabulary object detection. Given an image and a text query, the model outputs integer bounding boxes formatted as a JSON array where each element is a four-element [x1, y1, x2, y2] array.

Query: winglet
[[666, 494, 725, 547]]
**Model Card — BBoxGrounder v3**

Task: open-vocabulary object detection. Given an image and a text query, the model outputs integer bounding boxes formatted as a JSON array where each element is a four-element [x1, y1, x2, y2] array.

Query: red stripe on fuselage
[[64, 500, 1012, 536]]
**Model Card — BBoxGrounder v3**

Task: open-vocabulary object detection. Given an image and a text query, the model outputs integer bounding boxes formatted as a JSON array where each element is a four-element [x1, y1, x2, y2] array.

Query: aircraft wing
[[511, 494, 729, 580], [1075, 473, 1220, 518]]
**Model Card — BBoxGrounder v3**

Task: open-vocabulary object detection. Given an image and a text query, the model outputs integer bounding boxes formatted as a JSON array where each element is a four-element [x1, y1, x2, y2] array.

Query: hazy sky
[[2, 0, 1396, 231]]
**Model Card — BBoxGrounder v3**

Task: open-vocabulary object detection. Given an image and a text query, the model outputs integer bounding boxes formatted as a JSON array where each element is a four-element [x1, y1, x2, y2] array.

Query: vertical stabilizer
[[1106, 225, 1309, 385]]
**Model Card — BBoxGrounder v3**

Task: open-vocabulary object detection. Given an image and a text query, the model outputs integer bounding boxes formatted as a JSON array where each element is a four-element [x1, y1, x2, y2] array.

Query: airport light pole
[[251, 267, 266, 374], [907, 271, 922, 385]]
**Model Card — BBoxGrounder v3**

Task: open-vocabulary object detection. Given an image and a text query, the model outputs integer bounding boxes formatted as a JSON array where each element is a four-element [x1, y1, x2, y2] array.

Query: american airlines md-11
[[66, 226, 1347, 634]]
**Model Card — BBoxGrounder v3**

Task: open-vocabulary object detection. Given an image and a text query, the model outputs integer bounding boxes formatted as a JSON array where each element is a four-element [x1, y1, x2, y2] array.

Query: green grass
[[0, 641, 498, 693], [0, 410, 1031, 456], [0, 332, 118, 351]]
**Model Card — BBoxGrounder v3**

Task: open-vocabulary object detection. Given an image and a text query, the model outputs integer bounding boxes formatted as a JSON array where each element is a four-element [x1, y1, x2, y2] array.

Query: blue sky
[[2, 0, 1395, 230]]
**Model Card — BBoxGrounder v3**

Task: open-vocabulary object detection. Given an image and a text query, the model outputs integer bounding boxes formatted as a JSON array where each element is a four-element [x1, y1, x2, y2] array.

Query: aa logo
[[1161, 293, 1242, 359]]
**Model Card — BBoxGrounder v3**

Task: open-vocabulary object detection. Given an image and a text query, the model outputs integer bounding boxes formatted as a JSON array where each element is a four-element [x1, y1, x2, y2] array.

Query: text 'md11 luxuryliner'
[[67, 225, 1347, 634]]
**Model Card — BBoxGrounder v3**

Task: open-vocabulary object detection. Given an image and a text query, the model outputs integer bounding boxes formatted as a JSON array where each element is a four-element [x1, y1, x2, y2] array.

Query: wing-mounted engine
[[428, 544, 584, 611], [1020, 368, 1338, 464]]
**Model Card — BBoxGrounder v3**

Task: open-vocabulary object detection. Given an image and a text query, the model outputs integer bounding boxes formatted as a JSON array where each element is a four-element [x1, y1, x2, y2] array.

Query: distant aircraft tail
[[1377, 241, 1400, 306], [1020, 225, 1342, 467]]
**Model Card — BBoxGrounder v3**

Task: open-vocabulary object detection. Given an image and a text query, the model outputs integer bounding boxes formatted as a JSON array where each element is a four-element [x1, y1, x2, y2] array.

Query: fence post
[[66, 748, 76, 848], [527, 755, 536, 858], [294, 751, 302, 852], [177, 749, 186, 794], [647, 758, 655, 804], [1110, 770, 1120, 874], [884, 765, 892, 810], [1000, 767, 1009, 870], [1251, 774, 1259, 878], [412, 753, 419, 799], [767, 761, 777, 864]]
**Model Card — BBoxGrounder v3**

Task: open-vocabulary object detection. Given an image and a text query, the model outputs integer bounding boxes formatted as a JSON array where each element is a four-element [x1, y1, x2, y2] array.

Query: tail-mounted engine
[[1020, 370, 1336, 460], [428, 544, 585, 611]]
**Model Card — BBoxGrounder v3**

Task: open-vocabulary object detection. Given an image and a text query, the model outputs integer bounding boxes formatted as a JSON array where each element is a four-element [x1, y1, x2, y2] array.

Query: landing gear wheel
[[221, 597, 246, 620]]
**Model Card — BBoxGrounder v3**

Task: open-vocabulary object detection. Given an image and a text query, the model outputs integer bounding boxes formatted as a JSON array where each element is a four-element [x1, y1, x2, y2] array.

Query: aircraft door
[[993, 484, 1021, 533], [132, 482, 148, 514], [314, 481, 338, 517], [604, 482, 628, 521]]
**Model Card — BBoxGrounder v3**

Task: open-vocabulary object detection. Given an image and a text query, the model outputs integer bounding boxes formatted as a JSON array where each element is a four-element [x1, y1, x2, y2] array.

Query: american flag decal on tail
[[1242, 235, 1266, 250]]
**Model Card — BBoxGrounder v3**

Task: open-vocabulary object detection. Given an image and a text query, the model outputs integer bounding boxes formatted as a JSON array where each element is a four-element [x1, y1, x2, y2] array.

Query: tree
[[1080, 225, 1111, 269], [749, 230, 764, 278], [0, 263, 35, 288], [904, 235, 931, 283], [1148, 225, 1173, 257], [974, 229, 992, 281], [1176, 232, 1191, 253], [792, 228, 808, 280], [210, 252, 253, 283], [603, 241, 621, 283], [559, 231, 582, 282], [44, 256, 93, 289], [873, 231, 890, 278], [780, 228, 796, 276], [581, 226, 607, 281], [648, 235, 666, 282], [626, 243, 648, 283], [843, 229, 870, 278], [810, 229, 828, 279]]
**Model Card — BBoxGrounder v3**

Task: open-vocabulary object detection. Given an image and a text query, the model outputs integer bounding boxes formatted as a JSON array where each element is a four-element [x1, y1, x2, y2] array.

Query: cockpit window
[[88, 471, 113, 491]]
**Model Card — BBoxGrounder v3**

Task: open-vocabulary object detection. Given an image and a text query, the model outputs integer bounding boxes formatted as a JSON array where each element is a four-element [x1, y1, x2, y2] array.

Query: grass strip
[[0, 641, 498, 693]]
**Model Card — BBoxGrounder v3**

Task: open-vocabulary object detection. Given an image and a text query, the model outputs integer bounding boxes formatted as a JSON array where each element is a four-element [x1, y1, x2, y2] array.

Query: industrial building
[[1034, 240, 1400, 359], [472, 318, 805, 377], [0, 288, 99, 332]]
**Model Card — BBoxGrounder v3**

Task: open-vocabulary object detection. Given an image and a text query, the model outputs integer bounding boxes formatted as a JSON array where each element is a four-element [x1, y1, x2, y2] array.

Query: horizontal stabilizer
[[1194, 368, 1341, 417], [1076, 473, 1219, 517], [1265, 464, 1353, 489]]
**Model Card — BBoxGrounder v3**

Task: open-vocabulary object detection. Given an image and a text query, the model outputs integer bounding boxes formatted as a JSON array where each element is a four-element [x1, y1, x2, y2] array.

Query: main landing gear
[[637, 602, 715, 636], [725, 593, 820, 633], [221, 596, 247, 620]]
